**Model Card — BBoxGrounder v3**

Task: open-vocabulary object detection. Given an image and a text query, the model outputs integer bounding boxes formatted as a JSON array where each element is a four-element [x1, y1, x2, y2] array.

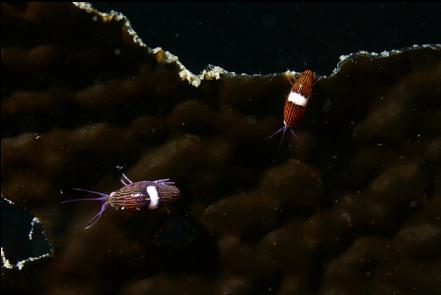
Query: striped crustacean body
[[107, 181, 148, 210], [270, 69, 315, 156], [61, 173, 181, 229], [283, 69, 314, 128], [108, 181, 180, 211]]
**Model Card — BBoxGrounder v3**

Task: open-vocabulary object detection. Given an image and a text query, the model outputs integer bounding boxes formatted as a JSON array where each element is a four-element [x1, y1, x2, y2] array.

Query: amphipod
[[62, 174, 180, 229], [271, 69, 315, 154]]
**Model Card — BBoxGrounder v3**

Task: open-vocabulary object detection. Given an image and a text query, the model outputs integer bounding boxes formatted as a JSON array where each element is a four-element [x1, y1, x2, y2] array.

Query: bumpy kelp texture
[[2, 2, 441, 295]]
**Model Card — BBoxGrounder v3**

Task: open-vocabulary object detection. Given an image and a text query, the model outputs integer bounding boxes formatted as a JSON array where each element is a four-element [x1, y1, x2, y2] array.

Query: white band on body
[[147, 185, 159, 209], [288, 91, 308, 106]]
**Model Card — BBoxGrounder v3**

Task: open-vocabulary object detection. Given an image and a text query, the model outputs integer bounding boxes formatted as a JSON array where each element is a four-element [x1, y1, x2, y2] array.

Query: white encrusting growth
[[1, 247, 14, 269], [288, 91, 308, 106], [73, 2, 239, 88], [28, 217, 41, 240], [15, 253, 52, 270], [147, 186, 159, 209]]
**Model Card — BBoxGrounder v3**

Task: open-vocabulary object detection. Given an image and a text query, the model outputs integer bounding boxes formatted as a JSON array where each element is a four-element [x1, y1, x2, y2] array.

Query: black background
[[92, 2, 440, 75]]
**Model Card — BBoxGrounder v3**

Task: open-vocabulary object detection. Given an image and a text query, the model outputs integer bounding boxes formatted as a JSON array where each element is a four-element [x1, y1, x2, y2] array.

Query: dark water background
[[92, 2, 441, 74]]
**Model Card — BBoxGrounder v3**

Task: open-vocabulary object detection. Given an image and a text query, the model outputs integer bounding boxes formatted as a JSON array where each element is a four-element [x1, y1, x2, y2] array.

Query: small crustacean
[[61, 174, 180, 229], [270, 69, 315, 155]]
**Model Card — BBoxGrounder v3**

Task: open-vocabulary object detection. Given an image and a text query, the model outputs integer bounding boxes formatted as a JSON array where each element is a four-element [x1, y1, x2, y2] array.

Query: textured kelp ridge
[[73, 1, 235, 87], [333, 44, 441, 77], [2, 2, 441, 295], [76, 2, 441, 83]]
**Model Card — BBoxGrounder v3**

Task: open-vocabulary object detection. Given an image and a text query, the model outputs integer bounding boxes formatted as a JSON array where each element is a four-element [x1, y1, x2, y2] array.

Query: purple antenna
[[61, 188, 110, 229], [269, 125, 299, 158], [84, 202, 110, 230], [270, 125, 288, 158]]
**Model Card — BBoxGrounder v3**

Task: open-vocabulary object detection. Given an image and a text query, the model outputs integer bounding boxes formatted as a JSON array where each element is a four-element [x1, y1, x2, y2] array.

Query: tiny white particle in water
[[377, 143, 383, 147], [114, 48, 121, 55], [92, 15, 98, 22], [115, 165, 123, 170], [410, 200, 417, 207]]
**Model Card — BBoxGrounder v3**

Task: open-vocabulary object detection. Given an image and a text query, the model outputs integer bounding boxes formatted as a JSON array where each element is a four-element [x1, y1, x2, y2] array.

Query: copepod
[[61, 174, 180, 229], [271, 69, 315, 155]]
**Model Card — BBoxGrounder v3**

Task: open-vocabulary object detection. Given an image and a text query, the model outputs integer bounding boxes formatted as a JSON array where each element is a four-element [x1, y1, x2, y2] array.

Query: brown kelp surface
[[2, 3, 441, 295]]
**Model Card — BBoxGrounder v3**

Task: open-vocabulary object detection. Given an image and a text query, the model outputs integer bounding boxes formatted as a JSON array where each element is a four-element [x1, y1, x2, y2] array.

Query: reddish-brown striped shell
[[283, 70, 315, 128], [108, 181, 180, 211], [283, 102, 306, 128], [290, 69, 314, 98]]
